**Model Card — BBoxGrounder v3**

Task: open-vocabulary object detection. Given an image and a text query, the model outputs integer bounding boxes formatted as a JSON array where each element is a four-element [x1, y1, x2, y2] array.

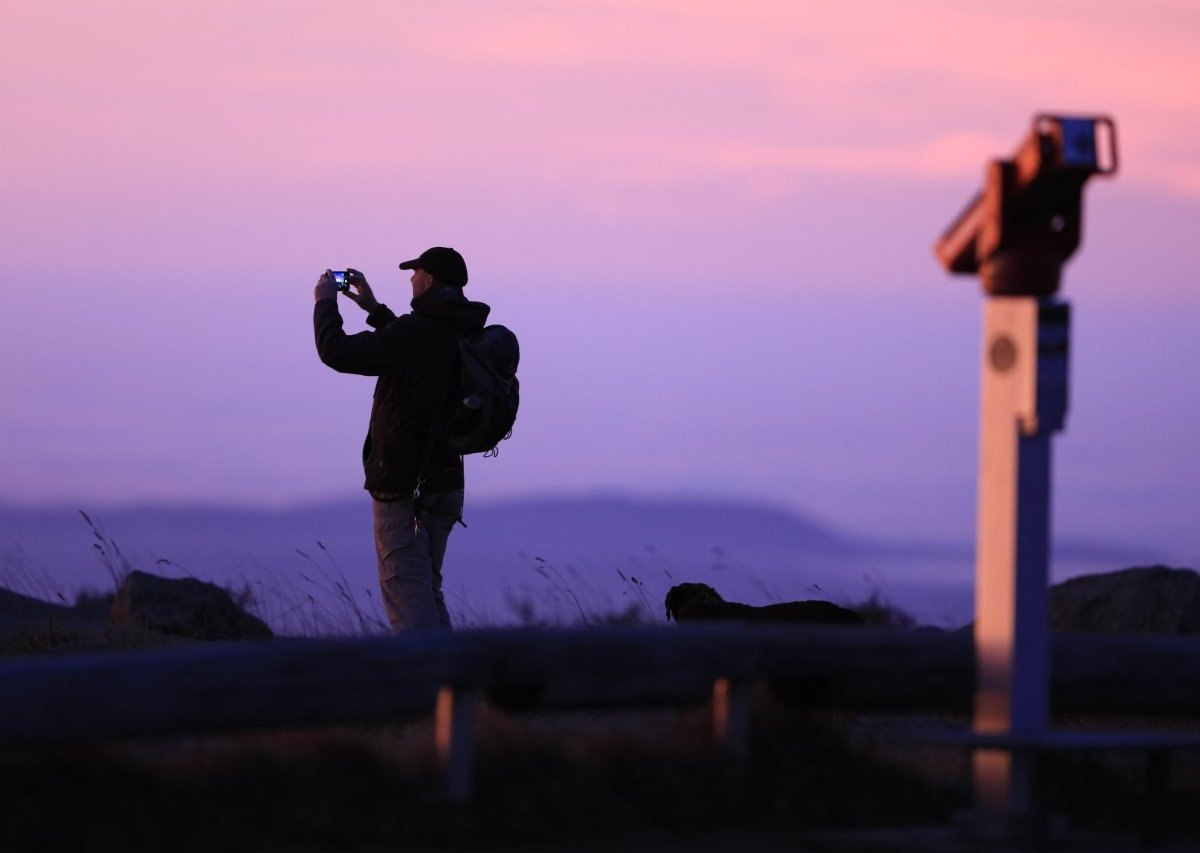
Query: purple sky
[[2, 2, 1198, 563]]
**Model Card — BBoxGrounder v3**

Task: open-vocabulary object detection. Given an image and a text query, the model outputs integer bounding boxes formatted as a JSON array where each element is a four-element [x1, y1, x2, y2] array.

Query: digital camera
[[331, 270, 350, 292]]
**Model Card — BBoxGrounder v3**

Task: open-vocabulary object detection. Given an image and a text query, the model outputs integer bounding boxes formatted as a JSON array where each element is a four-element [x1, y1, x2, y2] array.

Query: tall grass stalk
[[295, 541, 387, 635], [615, 568, 657, 624], [530, 556, 590, 626], [79, 510, 135, 589]]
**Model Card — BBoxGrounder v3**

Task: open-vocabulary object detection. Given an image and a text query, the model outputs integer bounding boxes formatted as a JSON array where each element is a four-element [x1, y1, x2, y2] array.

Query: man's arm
[[313, 270, 409, 376]]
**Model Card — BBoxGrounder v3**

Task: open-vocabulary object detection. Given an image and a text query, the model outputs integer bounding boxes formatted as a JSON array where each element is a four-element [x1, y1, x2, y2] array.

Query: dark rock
[[109, 570, 273, 641], [1050, 565, 1200, 634]]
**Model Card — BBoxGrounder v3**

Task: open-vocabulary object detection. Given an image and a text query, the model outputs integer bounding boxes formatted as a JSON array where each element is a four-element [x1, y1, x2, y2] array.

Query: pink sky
[[2, 1, 1198, 558]]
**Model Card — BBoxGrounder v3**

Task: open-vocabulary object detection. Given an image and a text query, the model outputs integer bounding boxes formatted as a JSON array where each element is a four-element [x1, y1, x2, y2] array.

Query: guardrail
[[3, 625, 1199, 800]]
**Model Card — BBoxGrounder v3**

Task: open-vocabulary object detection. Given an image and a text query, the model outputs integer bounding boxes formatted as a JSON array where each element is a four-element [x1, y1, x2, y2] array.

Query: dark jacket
[[314, 285, 491, 496]]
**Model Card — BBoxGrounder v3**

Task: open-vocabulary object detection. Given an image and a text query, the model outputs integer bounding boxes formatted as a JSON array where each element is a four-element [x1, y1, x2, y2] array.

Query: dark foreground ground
[[3, 589, 1200, 852], [3, 692, 1200, 853]]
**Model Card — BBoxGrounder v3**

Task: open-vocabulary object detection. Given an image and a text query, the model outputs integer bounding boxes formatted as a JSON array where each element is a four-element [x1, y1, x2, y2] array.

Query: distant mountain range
[[0, 495, 1167, 632]]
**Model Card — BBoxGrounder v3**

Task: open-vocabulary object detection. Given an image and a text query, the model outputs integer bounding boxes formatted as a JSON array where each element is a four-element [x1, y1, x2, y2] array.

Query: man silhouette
[[313, 247, 489, 630]]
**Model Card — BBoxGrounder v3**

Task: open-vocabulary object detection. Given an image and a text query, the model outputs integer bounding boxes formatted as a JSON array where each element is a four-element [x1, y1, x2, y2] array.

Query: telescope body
[[935, 115, 1116, 295]]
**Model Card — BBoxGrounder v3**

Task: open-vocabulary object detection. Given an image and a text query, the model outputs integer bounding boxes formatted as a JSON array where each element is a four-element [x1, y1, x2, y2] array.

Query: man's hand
[[314, 269, 339, 302], [342, 268, 381, 313]]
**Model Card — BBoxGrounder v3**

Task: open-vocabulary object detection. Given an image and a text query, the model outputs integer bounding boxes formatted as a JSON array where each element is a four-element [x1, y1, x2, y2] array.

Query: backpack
[[438, 324, 520, 456]]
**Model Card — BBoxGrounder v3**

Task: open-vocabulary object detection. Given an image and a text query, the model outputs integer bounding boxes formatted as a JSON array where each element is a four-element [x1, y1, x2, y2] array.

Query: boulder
[[1050, 565, 1200, 634], [109, 571, 273, 641]]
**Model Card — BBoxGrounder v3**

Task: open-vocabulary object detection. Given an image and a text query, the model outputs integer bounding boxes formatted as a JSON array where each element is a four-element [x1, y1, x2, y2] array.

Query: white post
[[972, 297, 1070, 826]]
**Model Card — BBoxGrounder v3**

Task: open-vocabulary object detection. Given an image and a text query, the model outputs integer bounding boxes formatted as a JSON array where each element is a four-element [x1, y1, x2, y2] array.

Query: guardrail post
[[435, 685, 479, 801], [712, 677, 752, 759]]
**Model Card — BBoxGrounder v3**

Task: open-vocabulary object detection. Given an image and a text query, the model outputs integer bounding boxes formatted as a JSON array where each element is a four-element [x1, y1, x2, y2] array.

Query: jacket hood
[[412, 284, 490, 333]]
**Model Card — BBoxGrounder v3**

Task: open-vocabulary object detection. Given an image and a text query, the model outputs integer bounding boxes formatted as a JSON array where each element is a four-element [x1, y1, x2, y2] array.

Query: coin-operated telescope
[[934, 114, 1117, 840], [936, 115, 1117, 294]]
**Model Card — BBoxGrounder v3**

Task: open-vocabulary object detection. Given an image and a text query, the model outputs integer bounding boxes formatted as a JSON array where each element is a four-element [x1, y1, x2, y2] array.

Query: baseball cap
[[398, 247, 469, 287]]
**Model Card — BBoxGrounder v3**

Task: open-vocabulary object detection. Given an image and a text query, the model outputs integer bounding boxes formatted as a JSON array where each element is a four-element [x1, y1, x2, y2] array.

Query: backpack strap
[[410, 331, 465, 506]]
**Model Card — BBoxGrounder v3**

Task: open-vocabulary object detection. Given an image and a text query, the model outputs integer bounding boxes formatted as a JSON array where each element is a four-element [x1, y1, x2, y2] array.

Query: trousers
[[371, 490, 464, 631]]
